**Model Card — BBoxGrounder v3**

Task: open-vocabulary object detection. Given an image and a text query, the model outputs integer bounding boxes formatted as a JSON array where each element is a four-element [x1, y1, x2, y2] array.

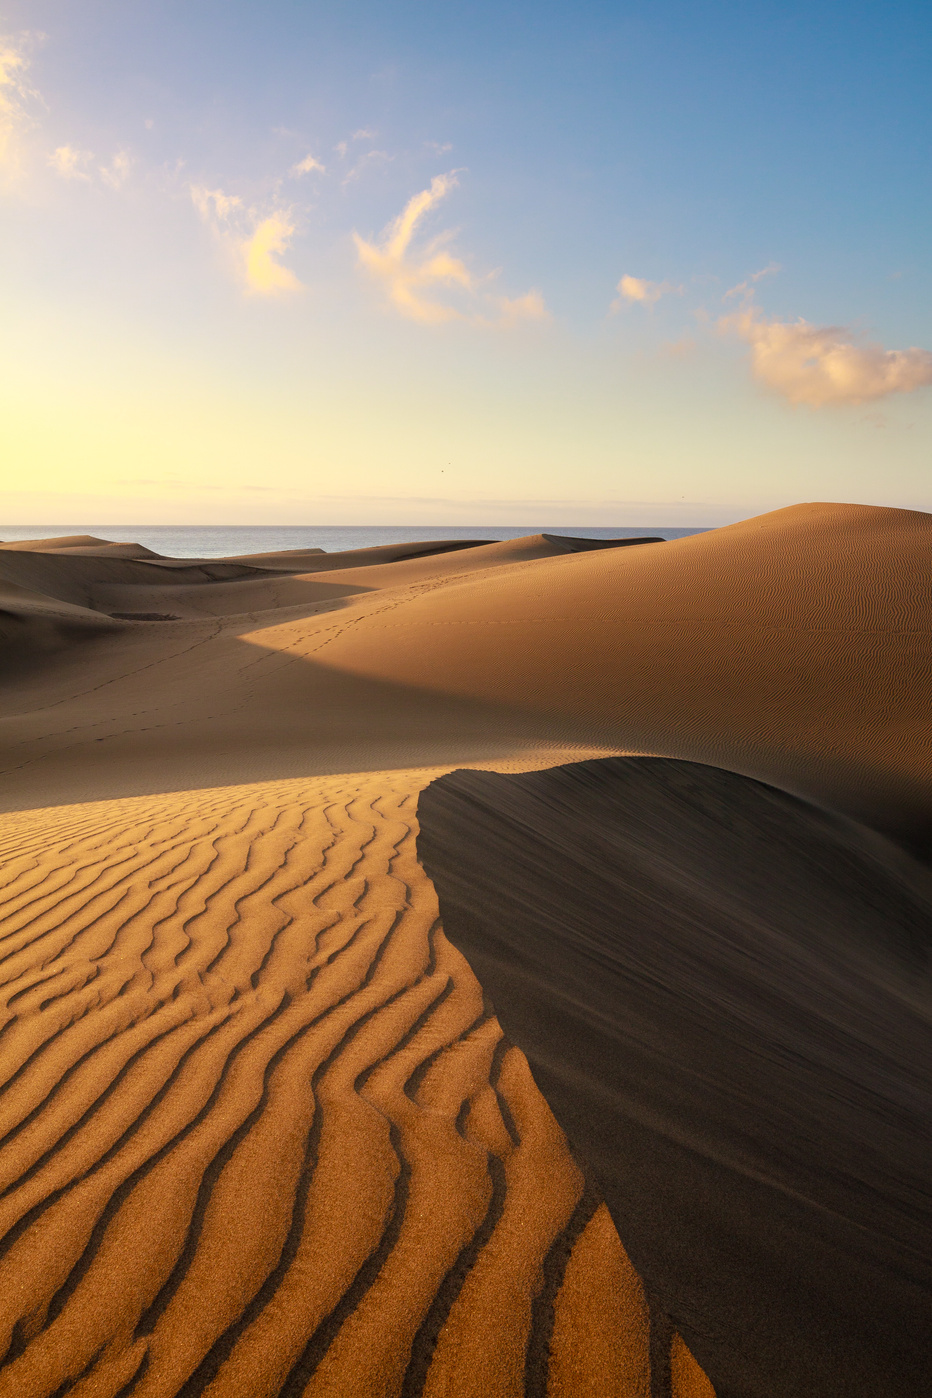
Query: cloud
[[341, 147, 392, 187], [99, 149, 131, 189], [352, 128, 376, 141], [720, 299, 932, 407], [724, 262, 781, 300], [242, 212, 303, 294], [612, 274, 682, 309], [191, 185, 302, 295], [49, 143, 92, 179], [291, 152, 325, 176], [354, 173, 472, 323], [353, 173, 548, 328], [191, 184, 243, 221], [0, 34, 40, 174], [495, 290, 550, 327]]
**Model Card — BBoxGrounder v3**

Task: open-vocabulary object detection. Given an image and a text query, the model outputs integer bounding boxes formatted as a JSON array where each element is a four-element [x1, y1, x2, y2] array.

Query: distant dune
[[0, 503, 928, 1394]]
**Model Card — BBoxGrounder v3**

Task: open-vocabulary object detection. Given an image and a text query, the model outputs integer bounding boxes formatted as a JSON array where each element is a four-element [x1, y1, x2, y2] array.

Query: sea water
[[0, 524, 709, 558]]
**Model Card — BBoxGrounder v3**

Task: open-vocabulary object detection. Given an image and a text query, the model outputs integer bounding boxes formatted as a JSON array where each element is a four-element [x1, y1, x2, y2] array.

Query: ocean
[[0, 524, 710, 558]]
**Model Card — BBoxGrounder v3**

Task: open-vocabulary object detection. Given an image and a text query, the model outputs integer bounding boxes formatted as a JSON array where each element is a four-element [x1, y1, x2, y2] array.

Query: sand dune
[[296, 502, 932, 850], [418, 756, 932, 1398], [0, 503, 928, 1394], [6, 502, 930, 830], [0, 536, 167, 558]]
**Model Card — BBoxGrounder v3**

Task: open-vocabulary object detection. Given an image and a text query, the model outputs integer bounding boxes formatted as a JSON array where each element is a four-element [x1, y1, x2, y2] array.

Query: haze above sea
[[0, 524, 710, 559]]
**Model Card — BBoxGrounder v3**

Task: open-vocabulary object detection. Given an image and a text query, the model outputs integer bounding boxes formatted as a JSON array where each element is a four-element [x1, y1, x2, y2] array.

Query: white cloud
[[353, 173, 549, 328], [291, 152, 325, 176], [99, 149, 132, 189], [720, 298, 932, 407], [612, 273, 681, 309], [48, 143, 92, 179], [242, 213, 303, 295]]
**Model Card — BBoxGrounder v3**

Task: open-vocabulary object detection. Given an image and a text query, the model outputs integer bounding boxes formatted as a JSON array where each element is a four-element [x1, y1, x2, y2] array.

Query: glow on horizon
[[1, 3, 930, 525]]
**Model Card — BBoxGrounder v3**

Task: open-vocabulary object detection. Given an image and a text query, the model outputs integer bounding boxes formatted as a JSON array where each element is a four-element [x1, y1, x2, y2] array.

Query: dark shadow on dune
[[541, 533, 664, 551], [416, 757, 932, 1398], [0, 609, 120, 677]]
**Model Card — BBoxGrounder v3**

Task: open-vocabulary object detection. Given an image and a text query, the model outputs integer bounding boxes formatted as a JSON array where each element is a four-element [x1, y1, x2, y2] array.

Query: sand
[[418, 757, 932, 1397], [0, 502, 928, 1395]]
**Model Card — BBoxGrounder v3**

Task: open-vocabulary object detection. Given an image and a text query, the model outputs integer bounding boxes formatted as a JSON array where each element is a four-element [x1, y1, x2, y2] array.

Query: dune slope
[[304, 502, 932, 850], [417, 756, 932, 1398]]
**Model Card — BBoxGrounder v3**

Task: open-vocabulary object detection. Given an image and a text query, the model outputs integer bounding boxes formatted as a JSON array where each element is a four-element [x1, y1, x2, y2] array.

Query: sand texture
[[0, 773, 711, 1397], [0, 500, 929, 1394]]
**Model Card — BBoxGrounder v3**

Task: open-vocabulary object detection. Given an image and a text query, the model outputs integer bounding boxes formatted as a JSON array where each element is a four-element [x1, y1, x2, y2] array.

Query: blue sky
[[2, 0, 930, 524]]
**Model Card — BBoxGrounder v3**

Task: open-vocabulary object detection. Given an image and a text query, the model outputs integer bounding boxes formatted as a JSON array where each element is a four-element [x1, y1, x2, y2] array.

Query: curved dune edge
[[416, 756, 932, 1398], [0, 770, 713, 1397]]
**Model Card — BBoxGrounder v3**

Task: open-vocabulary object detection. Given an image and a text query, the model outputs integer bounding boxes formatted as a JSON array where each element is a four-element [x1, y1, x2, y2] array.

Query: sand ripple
[[0, 775, 710, 1397]]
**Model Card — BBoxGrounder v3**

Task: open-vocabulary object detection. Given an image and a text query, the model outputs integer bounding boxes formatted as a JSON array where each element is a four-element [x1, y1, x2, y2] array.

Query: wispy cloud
[[191, 184, 302, 296], [353, 173, 548, 328], [723, 262, 781, 300], [497, 290, 549, 327], [99, 149, 132, 189], [335, 129, 377, 161], [191, 185, 243, 220], [242, 213, 302, 294], [354, 173, 469, 323], [341, 147, 392, 187], [719, 281, 932, 406], [612, 274, 682, 309], [49, 143, 92, 179], [291, 152, 325, 176], [0, 34, 41, 176]]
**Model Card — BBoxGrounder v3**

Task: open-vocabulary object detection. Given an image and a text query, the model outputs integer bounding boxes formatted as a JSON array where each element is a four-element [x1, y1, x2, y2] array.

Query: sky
[[1, 0, 930, 526]]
